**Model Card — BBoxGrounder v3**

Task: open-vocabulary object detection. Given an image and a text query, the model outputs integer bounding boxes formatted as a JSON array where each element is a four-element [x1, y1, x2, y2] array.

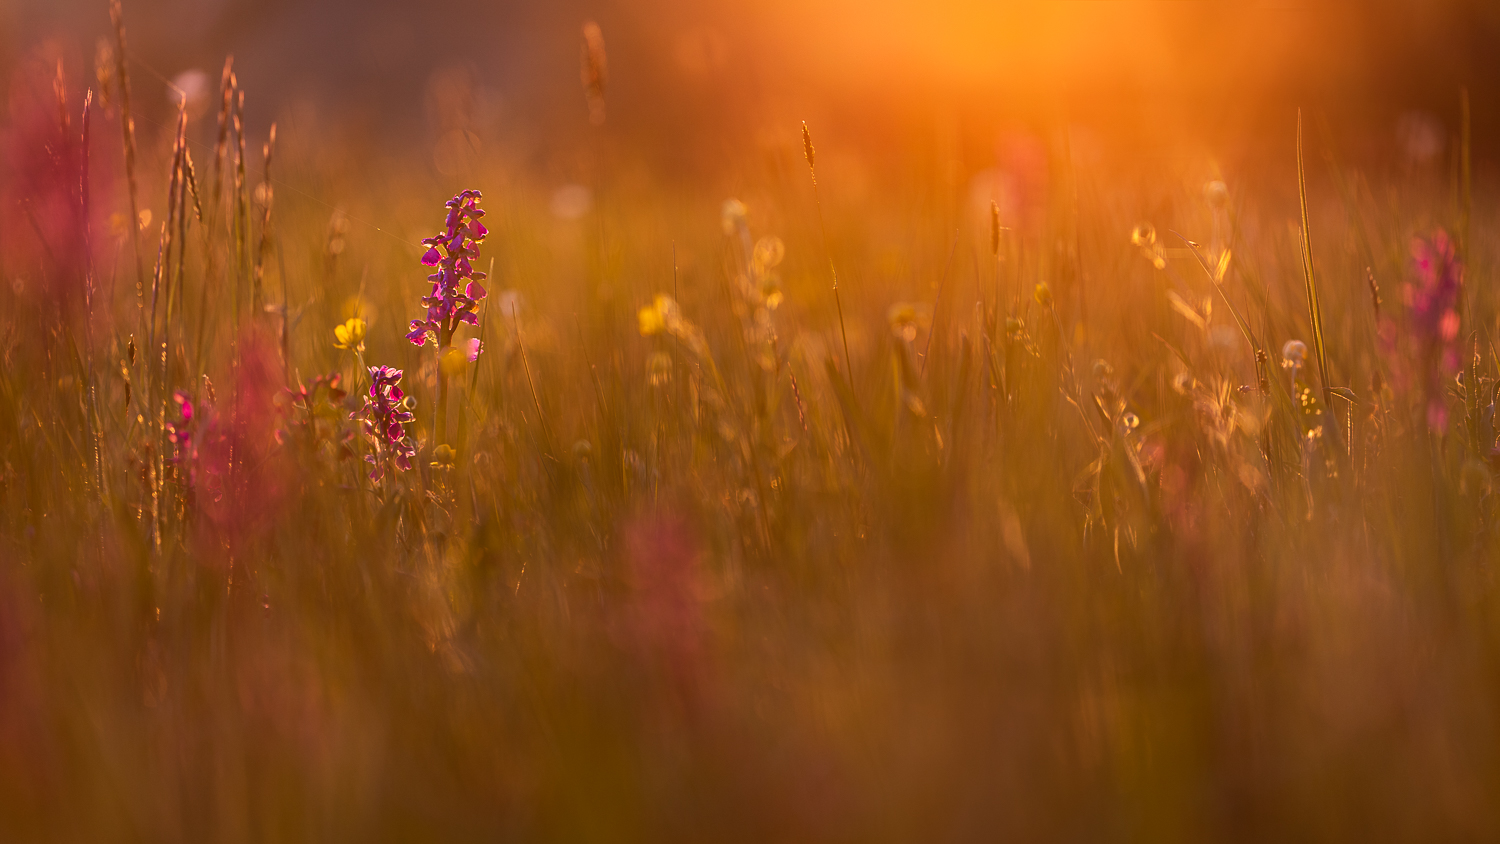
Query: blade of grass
[[1297, 111, 1337, 419]]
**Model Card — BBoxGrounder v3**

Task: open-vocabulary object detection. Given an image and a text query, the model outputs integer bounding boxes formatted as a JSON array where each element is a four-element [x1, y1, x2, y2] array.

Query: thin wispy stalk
[[233, 89, 250, 321], [194, 58, 235, 377], [146, 219, 166, 546], [802, 121, 854, 381], [78, 87, 108, 503], [169, 138, 191, 416], [109, 0, 146, 328], [1297, 111, 1336, 415], [512, 301, 555, 462], [254, 124, 277, 328]]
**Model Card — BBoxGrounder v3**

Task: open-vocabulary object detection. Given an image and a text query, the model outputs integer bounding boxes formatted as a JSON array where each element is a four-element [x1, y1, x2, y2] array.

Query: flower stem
[[436, 324, 452, 447]]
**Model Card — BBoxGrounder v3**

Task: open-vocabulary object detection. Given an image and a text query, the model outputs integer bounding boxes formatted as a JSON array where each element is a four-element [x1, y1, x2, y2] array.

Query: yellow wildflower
[[1033, 282, 1053, 309], [333, 317, 367, 352], [637, 294, 680, 337], [638, 303, 666, 336]]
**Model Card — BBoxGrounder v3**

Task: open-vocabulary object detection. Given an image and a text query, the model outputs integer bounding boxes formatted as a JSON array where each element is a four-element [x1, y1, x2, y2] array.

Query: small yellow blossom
[[637, 294, 680, 337], [1033, 282, 1053, 309], [333, 317, 367, 352], [638, 303, 666, 336]]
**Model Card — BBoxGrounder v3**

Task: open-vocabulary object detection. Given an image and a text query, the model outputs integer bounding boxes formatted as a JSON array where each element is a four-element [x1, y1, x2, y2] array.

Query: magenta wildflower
[[465, 337, 483, 362], [1407, 233, 1462, 356], [406, 189, 489, 346], [1380, 232, 1464, 432], [166, 391, 201, 487], [168, 391, 195, 452], [353, 365, 417, 480], [1409, 233, 1463, 432]]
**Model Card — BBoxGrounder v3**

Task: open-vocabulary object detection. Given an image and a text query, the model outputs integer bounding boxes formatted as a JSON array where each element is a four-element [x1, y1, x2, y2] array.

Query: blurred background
[[5, 0, 1499, 184]]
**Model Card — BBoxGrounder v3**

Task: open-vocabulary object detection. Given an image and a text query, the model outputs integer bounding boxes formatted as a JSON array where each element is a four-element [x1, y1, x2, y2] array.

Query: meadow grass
[[2, 21, 1500, 843]]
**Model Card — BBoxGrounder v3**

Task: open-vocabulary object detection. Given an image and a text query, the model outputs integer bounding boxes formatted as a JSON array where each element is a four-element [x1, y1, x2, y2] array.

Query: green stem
[[436, 324, 452, 447]]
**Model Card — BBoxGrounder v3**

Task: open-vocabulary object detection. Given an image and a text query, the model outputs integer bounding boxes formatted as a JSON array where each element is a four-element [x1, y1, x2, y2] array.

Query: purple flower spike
[[354, 365, 418, 480], [407, 189, 489, 348]]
